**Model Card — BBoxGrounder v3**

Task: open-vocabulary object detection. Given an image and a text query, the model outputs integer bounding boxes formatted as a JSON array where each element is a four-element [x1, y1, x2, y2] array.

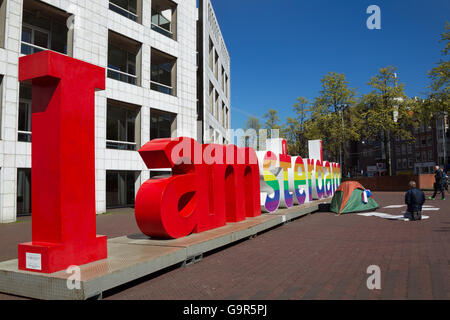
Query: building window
[[106, 100, 141, 151], [151, 0, 177, 40], [106, 170, 138, 208], [225, 108, 229, 129], [214, 50, 219, 80], [209, 82, 214, 115], [222, 102, 225, 127], [407, 144, 413, 154], [109, 0, 140, 23], [21, 0, 71, 56], [151, 48, 177, 96], [215, 93, 219, 120], [150, 109, 177, 139], [402, 158, 407, 170], [209, 126, 214, 143], [108, 31, 142, 86], [428, 151, 434, 161], [0, 0, 6, 48], [0, 75, 3, 138], [221, 66, 225, 91], [18, 84, 32, 142], [408, 159, 414, 168], [17, 168, 31, 216], [421, 152, 427, 162], [415, 152, 420, 162], [225, 74, 229, 98], [209, 38, 214, 71]]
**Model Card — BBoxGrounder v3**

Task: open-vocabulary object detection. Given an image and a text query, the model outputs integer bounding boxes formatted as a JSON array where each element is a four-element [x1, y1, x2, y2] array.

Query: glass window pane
[[18, 102, 31, 132], [21, 27, 32, 43], [17, 169, 32, 216], [106, 171, 119, 207], [34, 30, 49, 49], [108, 45, 127, 72], [126, 171, 136, 205], [151, 12, 159, 25]]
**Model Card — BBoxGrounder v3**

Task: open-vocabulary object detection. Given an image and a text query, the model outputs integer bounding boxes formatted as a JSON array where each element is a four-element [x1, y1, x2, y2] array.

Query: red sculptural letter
[[135, 138, 204, 239], [17, 51, 107, 273], [135, 138, 261, 239]]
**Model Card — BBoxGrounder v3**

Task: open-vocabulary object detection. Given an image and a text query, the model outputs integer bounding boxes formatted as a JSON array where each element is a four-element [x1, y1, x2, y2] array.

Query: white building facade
[[197, 0, 230, 145], [0, 0, 231, 223]]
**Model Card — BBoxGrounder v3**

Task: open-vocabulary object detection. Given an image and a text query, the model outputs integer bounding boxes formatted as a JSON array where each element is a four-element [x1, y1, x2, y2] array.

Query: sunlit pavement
[[0, 192, 448, 300]]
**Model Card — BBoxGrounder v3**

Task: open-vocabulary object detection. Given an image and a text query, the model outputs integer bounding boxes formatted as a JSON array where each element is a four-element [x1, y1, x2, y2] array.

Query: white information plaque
[[26, 252, 42, 270]]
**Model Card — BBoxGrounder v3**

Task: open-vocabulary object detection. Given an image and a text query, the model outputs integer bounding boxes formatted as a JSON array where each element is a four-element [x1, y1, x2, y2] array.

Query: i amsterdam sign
[[17, 51, 341, 273]]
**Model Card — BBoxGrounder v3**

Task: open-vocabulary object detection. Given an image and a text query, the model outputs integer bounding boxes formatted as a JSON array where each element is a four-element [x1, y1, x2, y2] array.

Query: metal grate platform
[[0, 200, 328, 300]]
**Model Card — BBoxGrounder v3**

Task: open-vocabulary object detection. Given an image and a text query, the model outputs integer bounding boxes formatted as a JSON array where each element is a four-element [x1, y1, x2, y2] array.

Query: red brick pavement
[[0, 192, 448, 300]]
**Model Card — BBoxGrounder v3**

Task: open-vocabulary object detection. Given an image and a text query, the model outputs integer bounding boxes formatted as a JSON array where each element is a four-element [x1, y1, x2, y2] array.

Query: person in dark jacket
[[405, 181, 425, 221], [429, 165, 445, 200]]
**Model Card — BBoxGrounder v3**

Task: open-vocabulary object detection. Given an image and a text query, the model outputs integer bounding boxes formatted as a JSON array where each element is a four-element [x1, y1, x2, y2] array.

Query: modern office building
[[196, 0, 230, 144], [0, 0, 231, 223]]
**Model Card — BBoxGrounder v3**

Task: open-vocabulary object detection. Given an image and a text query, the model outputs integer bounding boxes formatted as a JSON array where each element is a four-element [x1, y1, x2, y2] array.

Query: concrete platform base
[[0, 200, 328, 300]]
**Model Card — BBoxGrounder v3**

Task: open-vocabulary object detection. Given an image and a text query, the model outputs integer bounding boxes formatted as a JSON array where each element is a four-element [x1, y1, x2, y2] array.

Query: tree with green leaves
[[425, 23, 450, 166], [282, 97, 310, 156], [263, 109, 282, 138], [361, 66, 418, 176], [428, 22, 449, 107], [242, 116, 262, 148], [244, 116, 262, 131], [308, 72, 361, 170]]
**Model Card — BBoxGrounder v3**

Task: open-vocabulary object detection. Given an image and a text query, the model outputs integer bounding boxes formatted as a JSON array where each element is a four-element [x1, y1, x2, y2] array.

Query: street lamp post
[[337, 104, 348, 175]]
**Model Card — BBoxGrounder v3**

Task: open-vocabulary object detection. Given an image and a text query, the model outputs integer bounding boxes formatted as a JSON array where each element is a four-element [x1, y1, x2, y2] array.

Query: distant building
[[348, 113, 449, 177]]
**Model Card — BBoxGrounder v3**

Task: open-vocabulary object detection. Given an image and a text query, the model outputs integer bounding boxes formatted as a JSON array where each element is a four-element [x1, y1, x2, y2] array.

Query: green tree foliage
[[282, 97, 310, 156], [263, 109, 282, 138], [244, 116, 262, 131], [360, 66, 418, 175], [242, 116, 262, 148], [425, 22, 450, 118], [428, 22, 450, 99], [307, 72, 361, 168]]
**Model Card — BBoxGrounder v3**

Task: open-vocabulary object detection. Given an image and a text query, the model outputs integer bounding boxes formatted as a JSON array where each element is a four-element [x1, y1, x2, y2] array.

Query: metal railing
[[151, 23, 174, 39], [106, 139, 137, 151], [109, 2, 138, 22], [21, 42, 47, 55], [150, 80, 173, 95], [21, 41, 67, 56], [107, 68, 138, 85]]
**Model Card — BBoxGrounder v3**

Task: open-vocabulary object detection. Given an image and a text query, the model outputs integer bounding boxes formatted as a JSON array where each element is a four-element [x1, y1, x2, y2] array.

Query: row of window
[[18, 83, 177, 149], [16, 168, 149, 216], [19, 0, 178, 96], [396, 158, 414, 170], [209, 37, 229, 99], [109, 0, 177, 40], [209, 82, 229, 128], [208, 125, 227, 145], [414, 150, 435, 163]]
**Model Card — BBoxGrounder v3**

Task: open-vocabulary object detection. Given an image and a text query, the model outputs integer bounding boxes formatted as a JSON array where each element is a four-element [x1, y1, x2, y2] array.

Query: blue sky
[[210, 0, 449, 130]]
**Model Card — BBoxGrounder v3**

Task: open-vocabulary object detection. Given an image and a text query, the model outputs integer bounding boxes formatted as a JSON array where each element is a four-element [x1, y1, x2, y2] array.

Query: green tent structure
[[330, 181, 379, 215]]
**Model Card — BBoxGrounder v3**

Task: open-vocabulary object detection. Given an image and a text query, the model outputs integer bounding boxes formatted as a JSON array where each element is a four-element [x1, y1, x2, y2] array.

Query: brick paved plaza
[[0, 192, 448, 300]]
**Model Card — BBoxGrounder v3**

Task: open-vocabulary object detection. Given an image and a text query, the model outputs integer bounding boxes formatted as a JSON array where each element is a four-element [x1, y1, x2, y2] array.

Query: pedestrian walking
[[429, 165, 446, 200]]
